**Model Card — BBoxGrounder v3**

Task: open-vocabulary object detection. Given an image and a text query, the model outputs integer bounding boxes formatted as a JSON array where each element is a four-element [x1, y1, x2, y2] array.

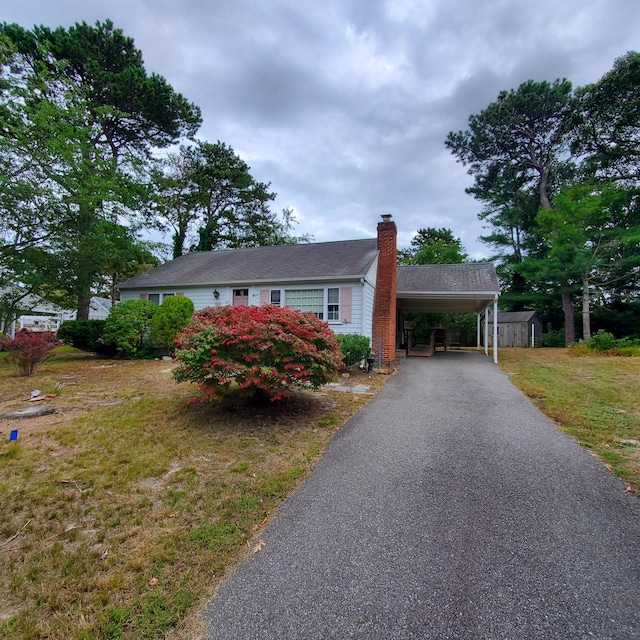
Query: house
[[118, 215, 501, 363], [0, 289, 113, 337], [485, 310, 543, 348]]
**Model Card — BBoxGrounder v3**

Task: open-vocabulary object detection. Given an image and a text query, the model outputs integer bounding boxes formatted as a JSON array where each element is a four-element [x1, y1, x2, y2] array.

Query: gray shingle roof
[[118, 239, 379, 289], [397, 263, 500, 294], [488, 311, 539, 323]]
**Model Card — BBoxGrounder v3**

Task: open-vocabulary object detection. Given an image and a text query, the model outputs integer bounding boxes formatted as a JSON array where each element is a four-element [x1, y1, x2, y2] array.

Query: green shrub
[[173, 304, 342, 403], [574, 330, 640, 355], [335, 334, 370, 367], [103, 299, 157, 358], [57, 319, 107, 352], [584, 329, 617, 351], [0, 331, 58, 376], [149, 295, 194, 351], [541, 327, 565, 347]]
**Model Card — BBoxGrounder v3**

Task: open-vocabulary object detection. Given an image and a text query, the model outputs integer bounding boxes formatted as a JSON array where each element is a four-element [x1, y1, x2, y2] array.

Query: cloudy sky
[[5, 1, 640, 258]]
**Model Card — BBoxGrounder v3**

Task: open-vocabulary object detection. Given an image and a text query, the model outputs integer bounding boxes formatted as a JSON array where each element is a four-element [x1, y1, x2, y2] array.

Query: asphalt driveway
[[203, 351, 640, 639]]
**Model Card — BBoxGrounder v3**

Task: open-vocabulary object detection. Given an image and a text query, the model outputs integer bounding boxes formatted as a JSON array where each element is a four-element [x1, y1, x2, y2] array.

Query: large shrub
[[173, 304, 342, 402], [57, 319, 107, 352], [335, 334, 370, 367], [0, 331, 58, 376], [149, 295, 194, 351], [103, 299, 157, 358]]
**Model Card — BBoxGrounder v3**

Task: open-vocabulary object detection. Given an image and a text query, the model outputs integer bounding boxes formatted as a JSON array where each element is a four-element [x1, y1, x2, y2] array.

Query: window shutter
[[139, 293, 148, 299], [340, 287, 352, 323], [260, 290, 270, 305]]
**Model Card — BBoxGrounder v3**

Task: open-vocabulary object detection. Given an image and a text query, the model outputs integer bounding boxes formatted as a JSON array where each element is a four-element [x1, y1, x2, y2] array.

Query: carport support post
[[476, 313, 481, 350], [484, 310, 489, 356], [492, 295, 498, 364]]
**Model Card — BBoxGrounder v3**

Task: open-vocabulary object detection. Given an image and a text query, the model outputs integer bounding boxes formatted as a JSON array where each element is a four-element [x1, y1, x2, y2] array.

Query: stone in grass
[[1, 404, 56, 420]]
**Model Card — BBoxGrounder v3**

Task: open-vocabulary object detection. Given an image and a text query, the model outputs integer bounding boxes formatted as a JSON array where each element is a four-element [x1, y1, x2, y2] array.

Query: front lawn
[[0, 347, 384, 639], [498, 347, 640, 495]]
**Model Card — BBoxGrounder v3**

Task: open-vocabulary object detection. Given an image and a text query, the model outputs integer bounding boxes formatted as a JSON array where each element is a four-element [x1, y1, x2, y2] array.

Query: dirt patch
[[0, 354, 179, 440]]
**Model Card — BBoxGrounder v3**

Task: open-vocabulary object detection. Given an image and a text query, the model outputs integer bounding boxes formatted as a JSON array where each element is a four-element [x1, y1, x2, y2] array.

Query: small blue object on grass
[[10, 429, 18, 441]]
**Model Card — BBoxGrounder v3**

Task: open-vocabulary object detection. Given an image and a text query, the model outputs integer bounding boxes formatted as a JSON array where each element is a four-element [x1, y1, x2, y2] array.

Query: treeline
[[447, 53, 640, 344], [0, 20, 306, 324]]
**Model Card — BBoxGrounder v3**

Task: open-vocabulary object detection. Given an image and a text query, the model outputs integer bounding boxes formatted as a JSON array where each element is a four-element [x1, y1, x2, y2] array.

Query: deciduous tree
[[0, 20, 201, 318]]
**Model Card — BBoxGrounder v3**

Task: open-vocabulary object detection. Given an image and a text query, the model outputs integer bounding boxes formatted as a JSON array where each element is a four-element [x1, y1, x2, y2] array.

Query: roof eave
[[119, 274, 368, 290]]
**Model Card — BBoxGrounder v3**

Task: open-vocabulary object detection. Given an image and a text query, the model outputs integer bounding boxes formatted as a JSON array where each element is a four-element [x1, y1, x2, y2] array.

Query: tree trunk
[[539, 169, 552, 210], [77, 289, 91, 320], [582, 273, 591, 340], [561, 282, 575, 346]]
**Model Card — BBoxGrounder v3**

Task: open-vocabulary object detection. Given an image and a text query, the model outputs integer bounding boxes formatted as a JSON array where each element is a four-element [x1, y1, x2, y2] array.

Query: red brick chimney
[[372, 214, 397, 364]]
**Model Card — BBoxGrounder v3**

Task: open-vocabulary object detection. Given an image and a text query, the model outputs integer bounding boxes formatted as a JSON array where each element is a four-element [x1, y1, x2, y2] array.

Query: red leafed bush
[[0, 331, 59, 376], [173, 304, 343, 402]]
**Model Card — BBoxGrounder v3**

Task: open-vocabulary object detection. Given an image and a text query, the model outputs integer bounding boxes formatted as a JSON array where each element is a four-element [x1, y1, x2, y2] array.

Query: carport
[[396, 264, 500, 363]]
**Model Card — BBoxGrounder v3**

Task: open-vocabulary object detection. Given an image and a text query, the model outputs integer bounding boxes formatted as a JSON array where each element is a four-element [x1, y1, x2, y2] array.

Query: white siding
[[120, 280, 371, 337], [360, 256, 378, 341]]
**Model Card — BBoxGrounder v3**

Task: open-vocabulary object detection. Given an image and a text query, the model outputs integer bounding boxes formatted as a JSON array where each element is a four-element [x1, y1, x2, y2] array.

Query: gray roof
[[488, 311, 540, 323], [118, 239, 379, 289], [397, 263, 500, 294]]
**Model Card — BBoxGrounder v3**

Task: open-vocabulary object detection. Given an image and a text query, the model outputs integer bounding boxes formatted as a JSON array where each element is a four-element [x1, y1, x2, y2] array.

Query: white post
[[484, 309, 489, 355], [477, 313, 481, 349], [531, 322, 535, 348], [493, 296, 499, 364], [493, 296, 498, 364]]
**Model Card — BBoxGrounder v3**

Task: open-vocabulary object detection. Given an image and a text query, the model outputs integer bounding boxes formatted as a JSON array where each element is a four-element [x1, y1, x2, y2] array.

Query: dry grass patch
[[498, 348, 640, 495], [0, 347, 386, 639]]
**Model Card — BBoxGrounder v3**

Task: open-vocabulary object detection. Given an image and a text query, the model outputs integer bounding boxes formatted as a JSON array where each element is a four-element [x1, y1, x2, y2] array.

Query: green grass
[[498, 348, 640, 493]]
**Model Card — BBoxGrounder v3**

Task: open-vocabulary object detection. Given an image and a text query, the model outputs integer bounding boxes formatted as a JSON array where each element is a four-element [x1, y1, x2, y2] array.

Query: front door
[[233, 289, 249, 306]]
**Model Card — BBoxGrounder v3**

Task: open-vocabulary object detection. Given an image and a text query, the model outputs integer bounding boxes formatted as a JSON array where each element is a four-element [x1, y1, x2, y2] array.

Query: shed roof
[[118, 239, 379, 289], [488, 311, 540, 323]]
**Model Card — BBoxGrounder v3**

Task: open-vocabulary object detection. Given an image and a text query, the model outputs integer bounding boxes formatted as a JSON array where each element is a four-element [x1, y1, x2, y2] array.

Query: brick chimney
[[372, 214, 397, 364]]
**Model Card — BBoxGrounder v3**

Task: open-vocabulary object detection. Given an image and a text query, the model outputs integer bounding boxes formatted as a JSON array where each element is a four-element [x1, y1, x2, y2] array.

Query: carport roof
[[397, 263, 500, 314]]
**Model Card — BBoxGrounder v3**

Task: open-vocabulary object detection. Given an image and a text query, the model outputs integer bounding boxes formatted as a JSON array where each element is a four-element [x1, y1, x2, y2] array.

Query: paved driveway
[[203, 352, 640, 639]]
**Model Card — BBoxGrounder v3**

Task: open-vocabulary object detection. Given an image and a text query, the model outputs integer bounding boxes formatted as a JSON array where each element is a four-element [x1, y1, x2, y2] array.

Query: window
[[285, 289, 324, 319], [327, 288, 339, 321], [148, 293, 174, 305], [270, 290, 281, 305]]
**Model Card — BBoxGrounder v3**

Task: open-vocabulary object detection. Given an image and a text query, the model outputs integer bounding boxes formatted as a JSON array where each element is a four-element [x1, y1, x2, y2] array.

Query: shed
[[486, 311, 542, 348]]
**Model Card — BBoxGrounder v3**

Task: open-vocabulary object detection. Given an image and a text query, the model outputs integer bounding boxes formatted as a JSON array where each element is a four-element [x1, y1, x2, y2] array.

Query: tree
[[0, 20, 201, 318], [573, 51, 640, 184], [532, 183, 640, 340], [173, 305, 342, 403], [399, 227, 468, 265], [446, 79, 577, 343], [92, 222, 160, 305], [150, 142, 311, 256]]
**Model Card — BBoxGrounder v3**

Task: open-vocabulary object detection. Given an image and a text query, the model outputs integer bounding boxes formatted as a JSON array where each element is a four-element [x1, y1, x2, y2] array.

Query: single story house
[[0, 289, 113, 337], [485, 310, 543, 348], [118, 215, 501, 362]]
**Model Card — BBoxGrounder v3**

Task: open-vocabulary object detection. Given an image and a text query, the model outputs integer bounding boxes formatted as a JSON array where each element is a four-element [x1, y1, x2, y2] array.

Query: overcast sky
[[5, 1, 640, 258]]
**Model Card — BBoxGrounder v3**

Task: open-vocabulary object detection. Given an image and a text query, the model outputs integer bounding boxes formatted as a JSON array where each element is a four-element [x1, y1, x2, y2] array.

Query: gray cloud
[[4, 0, 640, 258]]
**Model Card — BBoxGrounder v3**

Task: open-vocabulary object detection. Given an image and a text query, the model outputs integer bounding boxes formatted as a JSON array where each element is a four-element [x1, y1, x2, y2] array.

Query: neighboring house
[[486, 311, 543, 348], [64, 297, 113, 322], [1, 290, 113, 337], [118, 215, 501, 363]]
